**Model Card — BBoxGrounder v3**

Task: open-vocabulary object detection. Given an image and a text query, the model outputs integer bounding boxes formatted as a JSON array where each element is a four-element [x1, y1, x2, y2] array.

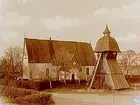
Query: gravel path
[[52, 90, 140, 105]]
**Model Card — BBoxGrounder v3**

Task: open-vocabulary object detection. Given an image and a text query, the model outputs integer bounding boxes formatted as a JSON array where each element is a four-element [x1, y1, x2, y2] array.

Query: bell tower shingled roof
[[94, 24, 120, 52]]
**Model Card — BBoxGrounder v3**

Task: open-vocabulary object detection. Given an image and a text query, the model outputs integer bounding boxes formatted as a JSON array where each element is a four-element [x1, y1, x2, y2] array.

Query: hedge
[[2, 86, 55, 105], [1, 79, 87, 90], [16, 92, 54, 105], [126, 77, 140, 84], [1, 86, 37, 98], [1, 79, 42, 90]]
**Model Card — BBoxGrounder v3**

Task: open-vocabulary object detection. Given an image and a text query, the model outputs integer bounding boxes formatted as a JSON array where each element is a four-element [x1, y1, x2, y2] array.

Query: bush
[[16, 92, 55, 105], [51, 80, 63, 88], [2, 86, 55, 105], [29, 81, 40, 90], [1, 79, 87, 90], [126, 76, 140, 84], [2, 86, 37, 98], [1, 79, 9, 86], [1, 79, 41, 90], [8, 80, 17, 87]]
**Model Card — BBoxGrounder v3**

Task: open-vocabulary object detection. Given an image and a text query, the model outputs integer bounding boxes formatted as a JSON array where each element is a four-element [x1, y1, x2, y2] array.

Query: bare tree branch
[[118, 50, 140, 76], [52, 47, 74, 85], [2, 46, 23, 79]]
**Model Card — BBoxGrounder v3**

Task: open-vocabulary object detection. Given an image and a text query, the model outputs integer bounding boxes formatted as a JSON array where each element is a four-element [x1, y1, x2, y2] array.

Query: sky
[[0, 0, 140, 57]]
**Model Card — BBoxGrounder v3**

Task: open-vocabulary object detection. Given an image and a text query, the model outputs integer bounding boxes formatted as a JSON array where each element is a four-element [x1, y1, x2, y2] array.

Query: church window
[[86, 67, 89, 75], [46, 68, 49, 77]]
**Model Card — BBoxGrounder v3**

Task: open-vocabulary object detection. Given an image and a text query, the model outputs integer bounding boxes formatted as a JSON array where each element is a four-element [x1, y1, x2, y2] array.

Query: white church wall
[[80, 66, 94, 80], [23, 59, 94, 81], [23, 63, 58, 80]]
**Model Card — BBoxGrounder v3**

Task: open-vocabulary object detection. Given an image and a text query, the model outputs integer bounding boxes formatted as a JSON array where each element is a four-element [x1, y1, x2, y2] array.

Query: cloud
[[116, 33, 140, 51], [116, 33, 138, 43], [0, 16, 2, 24], [39, 16, 81, 30], [93, 8, 110, 16], [0, 31, 18, 42], [93, 0, 140, 22], [17, 0, 36, 4], [0, 0, 2, 6], [0, 31, 24, 57], [0, 0, 7, 13], [2, 11, 30, 27], [122, 0, 140, 20]]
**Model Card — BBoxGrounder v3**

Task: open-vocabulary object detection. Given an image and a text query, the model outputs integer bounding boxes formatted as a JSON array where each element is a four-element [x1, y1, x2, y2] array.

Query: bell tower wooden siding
[[93, 25, 129, 90]]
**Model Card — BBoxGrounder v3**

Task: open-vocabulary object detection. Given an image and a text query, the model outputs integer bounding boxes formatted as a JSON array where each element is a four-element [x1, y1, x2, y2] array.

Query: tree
[[2, 46, 23, 79], [52, 47, 74, 85], [0, 59, 2, 78], [117, 50, 140, 77], [0, 59, 2, 72], [77, 69, 83, 85], [23, 64, 38, 80]]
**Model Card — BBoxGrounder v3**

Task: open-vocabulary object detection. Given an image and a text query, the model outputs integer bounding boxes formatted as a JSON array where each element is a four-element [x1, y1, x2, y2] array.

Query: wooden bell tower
[[88, 25, 129, 90]]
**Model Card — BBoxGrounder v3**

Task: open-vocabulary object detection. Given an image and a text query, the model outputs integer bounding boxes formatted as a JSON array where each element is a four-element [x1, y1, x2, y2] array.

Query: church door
[[72, 73, 75, 80]]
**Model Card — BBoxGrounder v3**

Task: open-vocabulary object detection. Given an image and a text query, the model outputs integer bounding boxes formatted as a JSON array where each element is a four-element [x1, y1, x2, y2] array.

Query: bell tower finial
[[103, 24, 111, 35]]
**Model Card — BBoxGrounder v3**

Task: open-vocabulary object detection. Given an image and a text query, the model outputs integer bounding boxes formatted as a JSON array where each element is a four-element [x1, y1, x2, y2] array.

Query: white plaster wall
[[87, 66, 95, 75], [23, 61, 95, 81], [29, 63, 52, 72], [59, 69, 79, 81], [23, 45, 29, 79], [82, 66, 94, 74], [23, 63, 58, 80], [55, 66, 94, 80], [80, 66, 94, 79]]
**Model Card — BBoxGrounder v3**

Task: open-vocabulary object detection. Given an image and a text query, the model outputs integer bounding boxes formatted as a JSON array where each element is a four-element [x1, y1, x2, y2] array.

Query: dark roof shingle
[[25, 38, 96, 66]]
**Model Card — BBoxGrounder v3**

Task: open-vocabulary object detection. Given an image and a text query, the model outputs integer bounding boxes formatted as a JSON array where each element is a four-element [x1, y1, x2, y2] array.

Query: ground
[[52, 90, 140, 105], [1, 85, 140, 105]]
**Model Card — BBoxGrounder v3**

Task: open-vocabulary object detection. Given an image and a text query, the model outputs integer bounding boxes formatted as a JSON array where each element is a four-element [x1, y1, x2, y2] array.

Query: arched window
[[86, 67, 89, 75], [46, 68, 49, 77]]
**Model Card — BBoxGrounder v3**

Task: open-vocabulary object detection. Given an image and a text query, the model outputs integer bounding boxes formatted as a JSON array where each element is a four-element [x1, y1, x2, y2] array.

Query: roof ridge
[[25, 37, 91, 44]]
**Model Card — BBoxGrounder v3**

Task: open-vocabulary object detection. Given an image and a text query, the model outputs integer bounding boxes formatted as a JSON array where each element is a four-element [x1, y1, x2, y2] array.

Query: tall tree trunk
[[64, 71, 66, 85], [57, 70, 59, 81], [126, 70, 129, 77], [49, 80, 52, 89], [78, 79, 80, 85]]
